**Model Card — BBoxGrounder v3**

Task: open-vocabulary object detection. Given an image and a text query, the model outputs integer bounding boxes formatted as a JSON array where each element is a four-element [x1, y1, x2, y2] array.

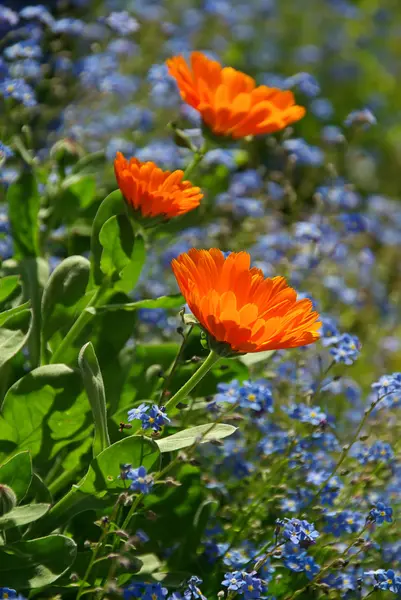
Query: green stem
[[183, 147, 206, 180], [158, 325, 193, 405], [164, 350, 220, 413], [49, 282, 108, 364], [77, 501, 120, 600]]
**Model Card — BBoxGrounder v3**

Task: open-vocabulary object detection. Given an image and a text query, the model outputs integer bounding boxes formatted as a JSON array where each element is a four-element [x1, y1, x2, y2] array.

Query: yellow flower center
[[248, 585, 254, 591], [149, 417, 155, 423], [248, 394, 256, 402]]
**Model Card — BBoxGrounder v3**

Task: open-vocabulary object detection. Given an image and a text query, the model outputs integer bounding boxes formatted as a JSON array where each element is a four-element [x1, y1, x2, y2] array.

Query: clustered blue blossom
[[213, 379, 273, 412], [365, 569, 401, 594], [222, 571, 264, 598], [282, 543, 320, 579], [128, 403, 170, 432], [278, 518, 320, 547]]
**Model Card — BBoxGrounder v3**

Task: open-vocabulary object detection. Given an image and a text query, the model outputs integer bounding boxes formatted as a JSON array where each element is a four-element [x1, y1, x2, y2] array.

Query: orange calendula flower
[[172, 249, 321, 354], [114, 152, 203, 220], [166, 52, 306, 139]]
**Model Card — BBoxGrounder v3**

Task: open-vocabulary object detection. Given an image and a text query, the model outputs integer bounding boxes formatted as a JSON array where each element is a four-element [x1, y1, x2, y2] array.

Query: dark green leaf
[[0, 503, 50, 530], [86, 294, 184, 314], [78, 342, 110, 457], [99, 214, 145, 293], [156, 423, 237, 452], [0, 301, 30, 327], [0, 307, 32, 369], [0, 534, 77, 588], [7, 172, 41, 259], [20, 257, 49, 369], [0, 364, 87, 470], [0, 276, 20, 304], [41, 255, 90, 359], [79, 435, 160, 496], [90, 190, 125, 286], [40, 436, 160, 533], [0, 451, 32, 502]]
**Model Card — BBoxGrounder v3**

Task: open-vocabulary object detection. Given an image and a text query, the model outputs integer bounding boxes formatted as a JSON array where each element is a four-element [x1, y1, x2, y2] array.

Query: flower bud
[[0, 484, 17, 516]]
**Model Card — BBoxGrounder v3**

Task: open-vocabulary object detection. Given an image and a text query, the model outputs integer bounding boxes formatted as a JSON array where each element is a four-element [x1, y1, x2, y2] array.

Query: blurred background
[[2, 0, 401, 195]]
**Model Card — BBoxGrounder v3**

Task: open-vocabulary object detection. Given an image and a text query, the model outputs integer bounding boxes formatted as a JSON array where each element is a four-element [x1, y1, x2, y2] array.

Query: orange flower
[[166, 52, 305, 139], [171, 249, 321, 354], [114, 152, 203, 220]]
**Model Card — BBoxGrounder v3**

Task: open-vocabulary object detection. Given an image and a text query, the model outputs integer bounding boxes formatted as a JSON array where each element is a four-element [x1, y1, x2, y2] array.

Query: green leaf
[[61, 173, 96, 211], [99, 214, 134, 276], [86, 294, 184, 314], [78, 342, 110, 457], [0, 364, 86, 467], [90, 190, 125, 286], [0, 275, 20, 304], [0, 503, 50, 530], [239, 350, 275, 367], [7, 172, 41, 259], [0, 451, 32, 502], [99, 215, 146, 293], [79, 435, 160, 496], [40, 436, 160, 533], [41, 255, 90, 359], [156, 423, 237, 452], [0, 307, 32, 369], [137, 553, 162, 575], [0, 534, 77, 588], [26, 473, 52, 505], [0, 301, 30, 327], [20, 257, 49, 369]]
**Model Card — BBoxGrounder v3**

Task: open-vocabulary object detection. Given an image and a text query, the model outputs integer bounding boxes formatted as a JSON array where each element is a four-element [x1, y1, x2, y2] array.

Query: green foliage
[[7, 172, 41, 259], [0, 535, 77, 588], [78, 342, 111, 457], [156, 423, 237, 452], [99, 214, 145, 293]]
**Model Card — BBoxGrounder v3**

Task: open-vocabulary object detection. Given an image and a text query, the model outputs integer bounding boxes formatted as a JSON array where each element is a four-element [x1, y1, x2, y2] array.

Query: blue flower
[[0, 6, 19, 26], [372, 373, 401, 398], [0, 142, 13, 161], [127, 403, 170, 432], [283, 139, 324, 167], [280, 518, 319, 547], [369, 502, 393, 525], [122, 465, 154, 494], [365, 569, 401, 593], [241, 573, 263, 599], [0, 590, 18, 600], [221, 572, 263, 599], [344, 108, 376, 129], [285, 72, 320, 97], [283, 403, 327, 426], [329, 334, 361, 365], [0, 78, 36, 107], [184, 576, 207, 600], [105, 11, 139, 35], [321, 125, 345, 144], [19, 5, 54, 26], [303, 556, 320, 580], [222, 571, 245, 592], [237, 380, 273, 412], [124, 582, 168, 600]]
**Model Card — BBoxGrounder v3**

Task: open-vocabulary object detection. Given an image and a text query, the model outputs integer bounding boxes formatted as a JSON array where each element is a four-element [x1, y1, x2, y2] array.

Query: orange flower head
[[172, 249, 321, 354], [166, 52, 306, 139], [114, 152, 203, 220]]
